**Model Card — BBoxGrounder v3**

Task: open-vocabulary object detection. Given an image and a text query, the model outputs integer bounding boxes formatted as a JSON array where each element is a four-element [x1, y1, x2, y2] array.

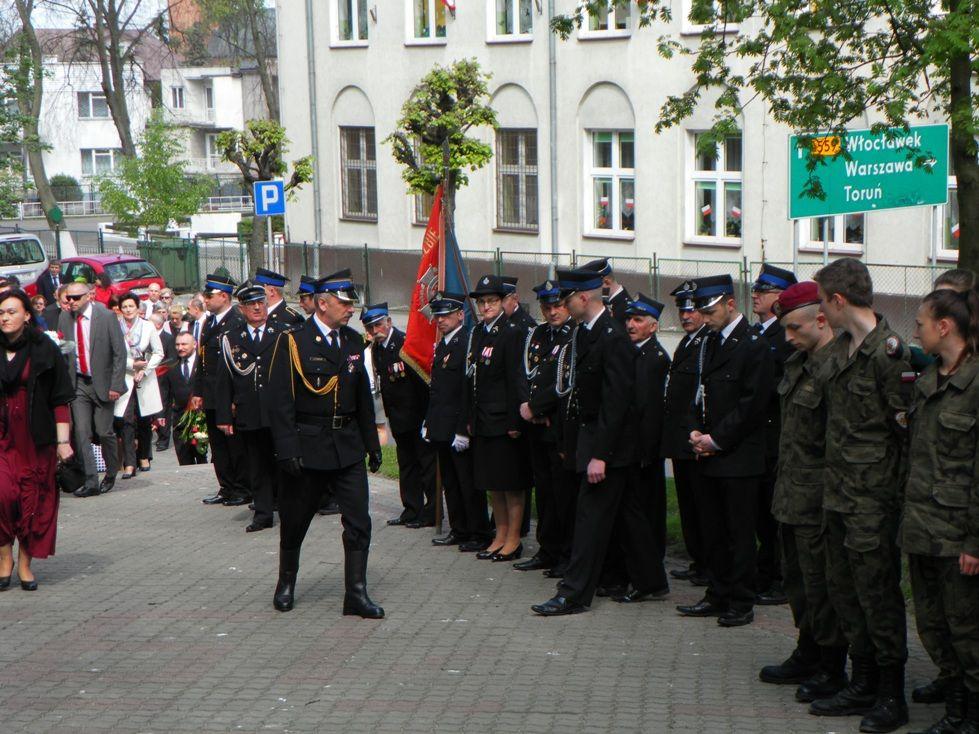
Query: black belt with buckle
[[76, 374, 93, 383], [297, 413, 353, 429]]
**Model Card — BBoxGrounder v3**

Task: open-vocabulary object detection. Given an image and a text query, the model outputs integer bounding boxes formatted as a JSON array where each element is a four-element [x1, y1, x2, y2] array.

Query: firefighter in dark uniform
[[676, 274, 775, 628], [751, 263, 798, 606], [297, 275, 317, 317], [662, 283, 709, 585], [514, 280, 575, 573], [192, 273, 251, 507], [581, 257, 631, 325], [426, 293, 491, 550], [532, 267, 636, 616], [266, 269, 384, 618], [214, 282, 282, 533], [361, 302, 436, 528], [255, 267, 305, 331]]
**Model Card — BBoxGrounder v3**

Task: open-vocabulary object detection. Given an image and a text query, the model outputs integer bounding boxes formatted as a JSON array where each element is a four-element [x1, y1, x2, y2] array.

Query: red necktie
[[76, 315, 89, 375]]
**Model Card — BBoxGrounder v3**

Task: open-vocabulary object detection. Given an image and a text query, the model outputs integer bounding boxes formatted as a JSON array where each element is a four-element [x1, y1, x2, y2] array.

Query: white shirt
[[74, 303, 93, 375], [635, 337, 651, 350], [608, 284, 624, 301], [382, 329, 394, 348], [443, 324, 464, 345], [248, 323, 266, 342], [719, 313, 744, 344], [583, 308, 605, 331], [212, 306, 232, 326], [760, 315, 778, 334], [190, 315, 206, 341], [312, 315, 339, 344], [178, 352, 197, 379]]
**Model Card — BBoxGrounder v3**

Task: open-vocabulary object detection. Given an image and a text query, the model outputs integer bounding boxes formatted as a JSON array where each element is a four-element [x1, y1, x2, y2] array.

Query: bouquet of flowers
[[176, 409, 209, 457]]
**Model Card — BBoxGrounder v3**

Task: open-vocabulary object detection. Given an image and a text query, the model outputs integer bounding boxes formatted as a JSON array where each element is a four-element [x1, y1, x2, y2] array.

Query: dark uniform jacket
[[525, 319, 574, 443], [697, 316, 775, 478], [661, 326, 709, 460], [568, 310, 635, 472], [214, 319, 284, 430], [507, 304, 537, 334], [160, 355, 198, 417], [426, 324, 469, 442], [633, 336, 670, 467], [758, 319, 794, 460], [772, 347, 832, 526], [371, 327, 429, 435], [193, 308, 245, 408], [900, 355, 979, 558], [267, 318, 380, 471], [462, 314, 526, 437], [267, 300, 305, 332], [606, 286, 631, 325]]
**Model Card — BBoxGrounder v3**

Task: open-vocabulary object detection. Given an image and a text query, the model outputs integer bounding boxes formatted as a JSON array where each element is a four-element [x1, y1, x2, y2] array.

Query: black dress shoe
[[74, 485, 100, 498], [121, 470, 135, 480], [513, 555, 554, 572], [689, 574, 710, 587], [99, 476, 116, 494], [756, 586, 789, 605], [670, 567, 697, 580], [491, 544, 523, 562], [138, 464, 151, 473], [246, 521, 273, 533], [0, 576, 10, 590], [544, 563, 567, 579], [202, 494, 225, 505], [432, 532, 466, 546], [531, 596, 587, 616], [613, 587, 669, 603], [387, 516, 409, 526], [222, 497, 250, 507], [676, 599, 726, 617], [273, 578, 295, 612], [912, 679, 949, 704], [155, 442, 169, 452], [405, 519, 435, 529], [459, 539, 491, 553], [718, 609, 755, 627], [596, 584, 628, 598], [20, 578, 37, 591], [318, 502, 341, 516], [476, 546, 504, 560]]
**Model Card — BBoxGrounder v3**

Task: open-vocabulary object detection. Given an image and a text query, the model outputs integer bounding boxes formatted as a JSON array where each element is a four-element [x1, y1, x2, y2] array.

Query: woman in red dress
[[0, 289, 74, 591]]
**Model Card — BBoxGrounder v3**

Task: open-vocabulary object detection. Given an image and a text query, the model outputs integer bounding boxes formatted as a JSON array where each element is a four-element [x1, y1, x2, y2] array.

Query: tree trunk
[[93, 0, 137, 157], [948, 3, 979, 274], [248, 215, 267, 273], [246, 5, 279, 120]]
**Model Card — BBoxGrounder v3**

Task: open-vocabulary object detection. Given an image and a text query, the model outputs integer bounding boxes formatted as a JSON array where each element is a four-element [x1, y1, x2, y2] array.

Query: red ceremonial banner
[[400, 187, 444, 382]]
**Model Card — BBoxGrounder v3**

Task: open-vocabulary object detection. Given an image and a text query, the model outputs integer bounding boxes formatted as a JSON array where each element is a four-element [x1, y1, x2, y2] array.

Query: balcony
[[183, 157, 238, 175]]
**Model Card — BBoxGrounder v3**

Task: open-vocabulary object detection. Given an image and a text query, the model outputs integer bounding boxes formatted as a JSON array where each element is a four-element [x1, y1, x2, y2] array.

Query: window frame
[[170, 86, 185, 109], [583, 129, 636, 240], [495, 128, 539, 233], [405, 0, 448, 45], [577, 0, 632, 40], [938, 175, 959, 261], [680, 0, 741, 35], [333, 0, 370, 46], [412, 189, 437, 226], [77, 91, 109, 120], [684, 131, 743, 247], [80, 148, 121, 177], [339, 126, 379, 223], [795, 214, 866, 255], [486, 0, 534, 43]]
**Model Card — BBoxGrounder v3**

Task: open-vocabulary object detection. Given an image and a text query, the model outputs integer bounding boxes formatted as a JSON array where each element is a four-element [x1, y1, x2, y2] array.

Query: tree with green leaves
[[215, 119, 312, 269], [386, 58, 498, 233], [98, 115, 212, 229], [554, 0, 979, 270]]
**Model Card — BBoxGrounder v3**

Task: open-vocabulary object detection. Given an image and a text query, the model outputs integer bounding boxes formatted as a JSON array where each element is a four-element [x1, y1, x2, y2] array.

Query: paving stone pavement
[[0, 448, 941, 733]]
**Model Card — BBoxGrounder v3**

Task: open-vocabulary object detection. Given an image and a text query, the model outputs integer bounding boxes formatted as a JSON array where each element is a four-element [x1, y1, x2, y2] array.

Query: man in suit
[[59, 281, 128, 497], [161, 331, 208, 465], [580, 257, 631, 325], [191, 274, 251, 507], [532, 267, 636, 616], [36, 260, 61, 304], [150, 312, 177, 451], [362, 302, 436, 528], [43, 285, 70, 334], [750, 263, 797, 606], [256, 268, 305, 331], [677, 275, 775, 628], [186, 296, 207, 343], [661, 283, 710, 585]]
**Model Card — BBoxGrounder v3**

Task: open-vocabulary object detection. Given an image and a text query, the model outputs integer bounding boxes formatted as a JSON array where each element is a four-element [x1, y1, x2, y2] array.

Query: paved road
[[0, 449, 939, 733]]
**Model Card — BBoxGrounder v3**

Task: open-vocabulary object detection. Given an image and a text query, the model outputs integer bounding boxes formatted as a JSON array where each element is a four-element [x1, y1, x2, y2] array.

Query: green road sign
[[48, 205, 63, 224], [788, 124, 949, 220]]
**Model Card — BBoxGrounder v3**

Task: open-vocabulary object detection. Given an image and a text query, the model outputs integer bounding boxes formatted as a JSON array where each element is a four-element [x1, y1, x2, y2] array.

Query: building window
[[340, 126, 378, 221], [336, 0, 369, 42], [580, 1, 631, 37], [410, 0, 447, 41], [688, 132, 742, 243], [205, 134, 222, 169], [77, 92, 109, 119], [496, 129, 538, 232], [171, 86, 185, 109], [681, 0, 740, 34], [413, 190, 436, 225], [941, 177, 959, 258], [81, 148, 120, 176], [586, 130, 634, 236], [204, 86, 214, 111], [797, 214, 865, 253], [492, 0, 532, 37]]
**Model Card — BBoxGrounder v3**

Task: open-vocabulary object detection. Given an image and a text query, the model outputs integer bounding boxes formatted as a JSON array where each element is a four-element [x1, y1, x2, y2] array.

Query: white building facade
[[276, 0, 960, 271]]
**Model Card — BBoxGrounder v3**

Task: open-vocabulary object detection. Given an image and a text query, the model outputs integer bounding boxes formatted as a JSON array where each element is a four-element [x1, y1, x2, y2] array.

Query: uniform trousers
[[528, 435, 568, 563], [695, 474, 759, 613], [393, 430, 437, 523], [240, 428, 278, 526], [781, 523, 847, 654], [671, 458, 705, 573], [279, 460, 372, 554], [756, 455, 781, 590], [436, 441, 489, 539], [824, 509, 907, 667], [204, 408, 249, 500], [909, 554, 979, 691]]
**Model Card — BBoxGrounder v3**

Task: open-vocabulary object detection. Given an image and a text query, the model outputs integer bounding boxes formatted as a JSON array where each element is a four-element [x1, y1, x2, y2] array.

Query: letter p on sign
[[253, 180, 286, 217]]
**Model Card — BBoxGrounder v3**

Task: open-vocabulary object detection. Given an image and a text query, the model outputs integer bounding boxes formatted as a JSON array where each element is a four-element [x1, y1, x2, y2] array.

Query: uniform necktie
[[193, 320, 200, 341], [206, 314, 216, 332], [251, 326, 262, 344], [752, 322, 765, 335]]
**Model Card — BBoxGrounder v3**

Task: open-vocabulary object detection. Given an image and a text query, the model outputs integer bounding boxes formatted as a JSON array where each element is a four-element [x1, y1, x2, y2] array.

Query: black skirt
[[473, 434, 525, 492]]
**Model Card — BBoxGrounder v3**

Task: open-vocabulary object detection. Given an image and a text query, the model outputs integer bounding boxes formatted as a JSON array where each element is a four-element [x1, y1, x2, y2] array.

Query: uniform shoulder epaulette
[[285, 305, 303, 318]]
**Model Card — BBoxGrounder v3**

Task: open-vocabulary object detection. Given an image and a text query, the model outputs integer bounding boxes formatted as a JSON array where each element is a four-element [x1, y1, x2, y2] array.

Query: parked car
[[60, 255, 165, 300], [0, 234, 49, 297]]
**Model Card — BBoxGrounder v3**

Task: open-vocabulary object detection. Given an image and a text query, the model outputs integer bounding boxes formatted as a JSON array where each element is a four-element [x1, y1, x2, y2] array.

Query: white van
[[0, 234, 49, 293]]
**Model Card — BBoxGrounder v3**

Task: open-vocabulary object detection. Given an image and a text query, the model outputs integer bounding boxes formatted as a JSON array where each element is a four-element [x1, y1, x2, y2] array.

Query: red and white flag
[[701, 203, 712, 218]]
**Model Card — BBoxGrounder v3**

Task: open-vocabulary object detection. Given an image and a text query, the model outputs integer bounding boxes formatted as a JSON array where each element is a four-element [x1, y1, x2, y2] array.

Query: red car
[[60, 255, 165, 300]]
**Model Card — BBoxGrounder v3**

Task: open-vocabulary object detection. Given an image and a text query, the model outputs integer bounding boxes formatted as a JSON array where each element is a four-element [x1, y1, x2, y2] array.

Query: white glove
[[420, 423, 429, 442], [451, 434, 470, 452]]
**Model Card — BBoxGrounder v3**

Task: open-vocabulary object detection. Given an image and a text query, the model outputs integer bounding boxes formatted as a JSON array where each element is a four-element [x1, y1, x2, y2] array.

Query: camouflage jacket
[[772, 346, 832, 526], [823, 316, 911, 516], [899, 355, 979, 558]]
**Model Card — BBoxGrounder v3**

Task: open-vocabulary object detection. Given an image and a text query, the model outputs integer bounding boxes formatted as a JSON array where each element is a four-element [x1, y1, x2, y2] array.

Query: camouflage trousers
[[824, 510, 908, 666], [781, 523, 848, 651], [909, 554, 979, 692]]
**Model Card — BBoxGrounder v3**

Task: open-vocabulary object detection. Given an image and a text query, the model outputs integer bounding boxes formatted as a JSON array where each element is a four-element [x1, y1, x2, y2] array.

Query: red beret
[[774, 281, 821, 318]]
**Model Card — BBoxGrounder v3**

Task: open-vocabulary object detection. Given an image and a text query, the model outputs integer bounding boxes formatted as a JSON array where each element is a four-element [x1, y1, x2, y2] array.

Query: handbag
[[56, 456, 86, 494]]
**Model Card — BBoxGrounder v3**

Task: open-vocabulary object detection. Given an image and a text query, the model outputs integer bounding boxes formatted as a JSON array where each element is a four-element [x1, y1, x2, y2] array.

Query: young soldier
[[580, 257, 631, 325], [297, 276, 317, 316], [809, 258, 911, 732]]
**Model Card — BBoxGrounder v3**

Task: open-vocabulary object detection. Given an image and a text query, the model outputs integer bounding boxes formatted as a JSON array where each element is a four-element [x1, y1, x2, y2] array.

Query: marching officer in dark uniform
[[192, 273, 251, 507], [532, 266, 635, 616], [426, 293, 491, 550], [255, 268, 305, 331], [514, 280, 575, 573], [266, 269, 384, 618], [581, 257, 631, 325], [751, 263, 797, 606], [677, 274, 775, 628], [297, 275, 317, 316], [662, 283, 709, 585], [361, 302, 436, 528], [214, 282, 283, 533]]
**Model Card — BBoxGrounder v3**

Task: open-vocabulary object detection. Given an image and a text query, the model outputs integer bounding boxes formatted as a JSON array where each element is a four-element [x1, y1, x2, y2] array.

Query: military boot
[[342, 549, 384, 619], [273, 547, 300, 612], [760, 635, 821, 684], [810, 656, 879, 716], [797, 646, 849, 702], [957, 688, 979, 734], [913, 678, 950, 704], [910, 679, 965, 734], [858, 664, 908, 733]]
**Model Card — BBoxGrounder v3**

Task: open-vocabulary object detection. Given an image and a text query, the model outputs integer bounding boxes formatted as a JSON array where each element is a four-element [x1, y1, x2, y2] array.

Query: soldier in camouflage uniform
[[809, 258, 911, 734], [757, 282, 849, 703], [901, 288, 979, 734]]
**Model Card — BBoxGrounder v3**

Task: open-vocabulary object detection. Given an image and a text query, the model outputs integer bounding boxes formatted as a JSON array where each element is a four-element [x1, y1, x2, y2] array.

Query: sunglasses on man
[[66, 293, 88, 302]]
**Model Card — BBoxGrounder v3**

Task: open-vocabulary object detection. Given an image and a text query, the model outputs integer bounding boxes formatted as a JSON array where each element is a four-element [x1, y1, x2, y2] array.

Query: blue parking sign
[[253, 180, 286, 216]]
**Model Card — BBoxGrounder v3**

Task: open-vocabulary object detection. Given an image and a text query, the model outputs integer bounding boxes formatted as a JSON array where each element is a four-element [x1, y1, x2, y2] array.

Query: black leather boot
[[342, 549, 384, 619], [959, 689, 979, 734], [913, 678, 950, 704], [273, 547, 300, 612], [760, 637, 821, 684], [859, 664, 908, 733], [810, 656, 879, 716], [910, 679, 965, 734], [797, 646, 849, 702]]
